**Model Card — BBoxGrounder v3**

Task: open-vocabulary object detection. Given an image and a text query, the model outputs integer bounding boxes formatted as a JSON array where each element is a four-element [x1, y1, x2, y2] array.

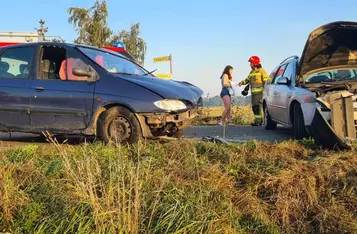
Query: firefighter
[[238, 56, 269, 126]]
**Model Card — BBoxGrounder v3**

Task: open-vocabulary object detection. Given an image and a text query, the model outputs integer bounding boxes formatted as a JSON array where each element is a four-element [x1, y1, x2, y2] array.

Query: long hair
[[220, 65, 233, 80]]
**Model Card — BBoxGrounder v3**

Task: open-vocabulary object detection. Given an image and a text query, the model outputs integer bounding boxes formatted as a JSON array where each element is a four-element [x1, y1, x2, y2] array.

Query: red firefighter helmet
[[248, 56, 261, 66]]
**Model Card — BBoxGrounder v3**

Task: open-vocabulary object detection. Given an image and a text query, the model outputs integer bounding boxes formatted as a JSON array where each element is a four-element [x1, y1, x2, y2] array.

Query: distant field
[[193, 105, 254, 125]]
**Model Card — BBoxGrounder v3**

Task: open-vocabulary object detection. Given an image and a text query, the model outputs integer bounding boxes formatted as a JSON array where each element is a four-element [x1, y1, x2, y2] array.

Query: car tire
[[264, 106, 277, 130], [293, 103, 308, 140], [98, 106, 142, 144], [172, 129, 184, 139]]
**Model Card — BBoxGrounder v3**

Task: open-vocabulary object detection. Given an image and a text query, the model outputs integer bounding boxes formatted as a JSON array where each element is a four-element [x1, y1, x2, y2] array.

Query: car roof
[[0, 42, 130, 59], [279, 55, 299, 65], [0, 42, 110, 52]]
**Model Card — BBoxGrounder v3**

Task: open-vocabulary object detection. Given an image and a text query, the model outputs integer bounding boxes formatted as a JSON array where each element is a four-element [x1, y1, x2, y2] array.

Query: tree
[[110, 23, 147, 65], [68, 1, 147, 65], [34, 19, 48, 42], [67, 0, 112, 47]]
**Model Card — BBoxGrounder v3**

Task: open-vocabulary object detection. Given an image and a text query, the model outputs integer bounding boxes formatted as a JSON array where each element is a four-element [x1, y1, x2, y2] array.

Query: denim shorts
[[220, 88, 230, 98]]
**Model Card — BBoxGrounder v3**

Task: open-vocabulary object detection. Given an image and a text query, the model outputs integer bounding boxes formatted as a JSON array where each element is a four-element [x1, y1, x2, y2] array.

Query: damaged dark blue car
[[0, 42, 203, 144]]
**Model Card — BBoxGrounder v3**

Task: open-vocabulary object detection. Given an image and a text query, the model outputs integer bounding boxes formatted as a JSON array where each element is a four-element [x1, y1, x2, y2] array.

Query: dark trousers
[[251, 93, 263, 125]]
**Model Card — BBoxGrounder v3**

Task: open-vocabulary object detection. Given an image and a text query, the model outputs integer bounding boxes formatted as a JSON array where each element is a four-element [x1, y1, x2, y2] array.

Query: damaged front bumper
[[308, 91, 357, 149], [135, 108, 200, 139]]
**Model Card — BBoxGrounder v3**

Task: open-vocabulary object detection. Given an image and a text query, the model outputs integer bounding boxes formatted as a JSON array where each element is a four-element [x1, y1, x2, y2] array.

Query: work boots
[[251, 118, 263, 126]]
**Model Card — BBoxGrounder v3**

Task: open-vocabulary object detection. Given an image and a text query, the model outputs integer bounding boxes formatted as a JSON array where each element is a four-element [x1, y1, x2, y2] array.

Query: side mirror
[[276, 77, 289, 85], [72, 68, 92, 77]]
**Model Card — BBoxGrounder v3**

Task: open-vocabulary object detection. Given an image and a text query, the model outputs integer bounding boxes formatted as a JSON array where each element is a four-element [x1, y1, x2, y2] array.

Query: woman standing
[[218, 65, 234, 125]]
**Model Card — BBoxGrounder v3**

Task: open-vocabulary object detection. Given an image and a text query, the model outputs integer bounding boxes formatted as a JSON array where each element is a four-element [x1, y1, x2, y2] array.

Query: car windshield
[[78, 47, 147, 76], [305, 69, 357, 83]]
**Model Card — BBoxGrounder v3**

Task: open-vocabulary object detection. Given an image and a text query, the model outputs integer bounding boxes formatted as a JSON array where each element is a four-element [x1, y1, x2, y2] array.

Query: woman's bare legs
[[221, 95, 232, 124]]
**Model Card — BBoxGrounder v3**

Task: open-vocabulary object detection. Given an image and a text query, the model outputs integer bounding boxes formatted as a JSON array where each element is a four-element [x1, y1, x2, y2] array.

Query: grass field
[[193, 106, 255, 125], [1, 140, 357, 233]]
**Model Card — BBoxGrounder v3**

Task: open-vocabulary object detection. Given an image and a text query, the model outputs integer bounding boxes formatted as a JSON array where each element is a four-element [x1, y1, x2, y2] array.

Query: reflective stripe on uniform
[[248, 73, 260, 77], [254, 115, 263, 122], [251, 87, 263, 93], [241, 68, 268, 86]]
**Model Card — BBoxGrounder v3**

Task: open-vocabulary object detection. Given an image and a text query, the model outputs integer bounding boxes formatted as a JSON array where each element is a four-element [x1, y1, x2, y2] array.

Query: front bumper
[[135, 108, 200, 138], [308, 91, 357, 150], [308, 109, 354, 150]]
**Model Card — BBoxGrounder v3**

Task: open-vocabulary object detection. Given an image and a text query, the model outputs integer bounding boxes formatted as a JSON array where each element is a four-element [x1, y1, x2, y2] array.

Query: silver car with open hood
[[262, 21, 357, 149]]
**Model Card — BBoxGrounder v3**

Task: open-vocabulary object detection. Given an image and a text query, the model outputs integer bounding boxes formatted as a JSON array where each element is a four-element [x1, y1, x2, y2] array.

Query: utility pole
[[35, 19, 48, 42]]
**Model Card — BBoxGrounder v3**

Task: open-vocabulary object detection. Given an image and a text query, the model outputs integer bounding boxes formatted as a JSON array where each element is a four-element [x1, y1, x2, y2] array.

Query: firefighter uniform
[[240, 67, 269, 125]]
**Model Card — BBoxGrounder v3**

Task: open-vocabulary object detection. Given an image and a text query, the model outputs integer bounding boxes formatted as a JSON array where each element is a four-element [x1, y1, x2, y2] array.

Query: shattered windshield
[[78, 47, 147, 76], [305, 69, 357, 83]]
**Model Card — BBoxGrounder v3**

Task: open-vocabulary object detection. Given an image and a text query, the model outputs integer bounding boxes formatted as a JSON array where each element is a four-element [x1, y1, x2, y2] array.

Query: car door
[[0, 46, 35, 130], [29, 45, 97, 132], [273, 61, 296, 124], [267, 63, 287, 120], [264, 65, 279, 114]]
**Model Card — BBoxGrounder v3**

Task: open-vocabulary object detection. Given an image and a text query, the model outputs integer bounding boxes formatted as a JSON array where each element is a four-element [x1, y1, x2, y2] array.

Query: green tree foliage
[[110, 23, 147, 65], [67, 0, 147, 65], [67, 0, 112, 47]]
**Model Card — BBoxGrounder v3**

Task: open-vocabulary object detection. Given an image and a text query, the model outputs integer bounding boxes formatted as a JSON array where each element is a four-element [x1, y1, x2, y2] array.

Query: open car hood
[[117, 75, 203, 106], [298, 21, 357, 81]]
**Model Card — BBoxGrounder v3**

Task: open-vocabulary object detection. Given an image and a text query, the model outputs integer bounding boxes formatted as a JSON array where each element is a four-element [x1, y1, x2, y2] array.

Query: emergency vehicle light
[[113, 41, 125, 49]]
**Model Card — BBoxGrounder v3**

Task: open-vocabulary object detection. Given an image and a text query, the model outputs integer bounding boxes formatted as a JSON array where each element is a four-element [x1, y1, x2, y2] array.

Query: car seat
[[0, 61, 15, 78], [308, 75, 330, 83], [41, 60, 56, 79], [59, 58, 88, 81], [16, 64, 29, 78], [335, 70, 351, 80]]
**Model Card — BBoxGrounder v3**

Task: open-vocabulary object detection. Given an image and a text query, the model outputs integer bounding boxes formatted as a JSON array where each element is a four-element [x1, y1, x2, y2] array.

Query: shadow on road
[[0, 133, 95, 146], [184, 125, 293, 143], [0, 125, 294, 147]]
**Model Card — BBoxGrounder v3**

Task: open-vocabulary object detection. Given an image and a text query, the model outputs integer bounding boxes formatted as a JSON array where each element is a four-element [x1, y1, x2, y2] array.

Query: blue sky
[[2, 0, 357, 96]]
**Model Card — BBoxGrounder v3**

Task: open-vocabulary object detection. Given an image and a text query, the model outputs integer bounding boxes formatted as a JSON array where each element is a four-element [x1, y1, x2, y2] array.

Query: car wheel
[[98, 106, 142, 144], [264, 106, 277, 130], [293, 103, 308, 140], [172, 129, 184, 139]]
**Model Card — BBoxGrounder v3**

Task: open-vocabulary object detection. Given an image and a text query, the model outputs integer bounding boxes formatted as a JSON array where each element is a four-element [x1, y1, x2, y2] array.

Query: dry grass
[[0, 140, 357, 233], [193, 106, 254, 125]]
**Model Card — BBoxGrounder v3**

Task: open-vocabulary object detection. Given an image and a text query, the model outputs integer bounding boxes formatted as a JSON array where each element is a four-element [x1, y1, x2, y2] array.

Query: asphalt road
[[183, 125, 293, 143], [0, 125, 293, 147]]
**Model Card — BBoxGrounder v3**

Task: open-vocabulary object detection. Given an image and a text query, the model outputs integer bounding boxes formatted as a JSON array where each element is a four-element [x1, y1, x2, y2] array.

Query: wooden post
[[170, 54, 172, 79]]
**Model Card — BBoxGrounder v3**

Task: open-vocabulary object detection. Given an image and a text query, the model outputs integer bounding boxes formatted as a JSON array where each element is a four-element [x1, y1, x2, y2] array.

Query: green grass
[[1, 140, 357, 233]]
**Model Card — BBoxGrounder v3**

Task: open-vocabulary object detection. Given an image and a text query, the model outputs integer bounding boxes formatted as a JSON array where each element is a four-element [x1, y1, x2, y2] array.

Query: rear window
[[271, 64, 287, 84], [269, 66, 279, 80], [0, 47, 35, 79]]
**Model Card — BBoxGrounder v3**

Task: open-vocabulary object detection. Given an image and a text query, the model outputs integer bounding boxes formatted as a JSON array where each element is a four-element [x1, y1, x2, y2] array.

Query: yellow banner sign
[[156, 73, 172, 79], [154, 55, 171, 62]]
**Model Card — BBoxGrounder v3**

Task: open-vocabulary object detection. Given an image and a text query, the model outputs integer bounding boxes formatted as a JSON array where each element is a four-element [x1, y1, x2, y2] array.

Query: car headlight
[[154, 99, 187, 111]]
